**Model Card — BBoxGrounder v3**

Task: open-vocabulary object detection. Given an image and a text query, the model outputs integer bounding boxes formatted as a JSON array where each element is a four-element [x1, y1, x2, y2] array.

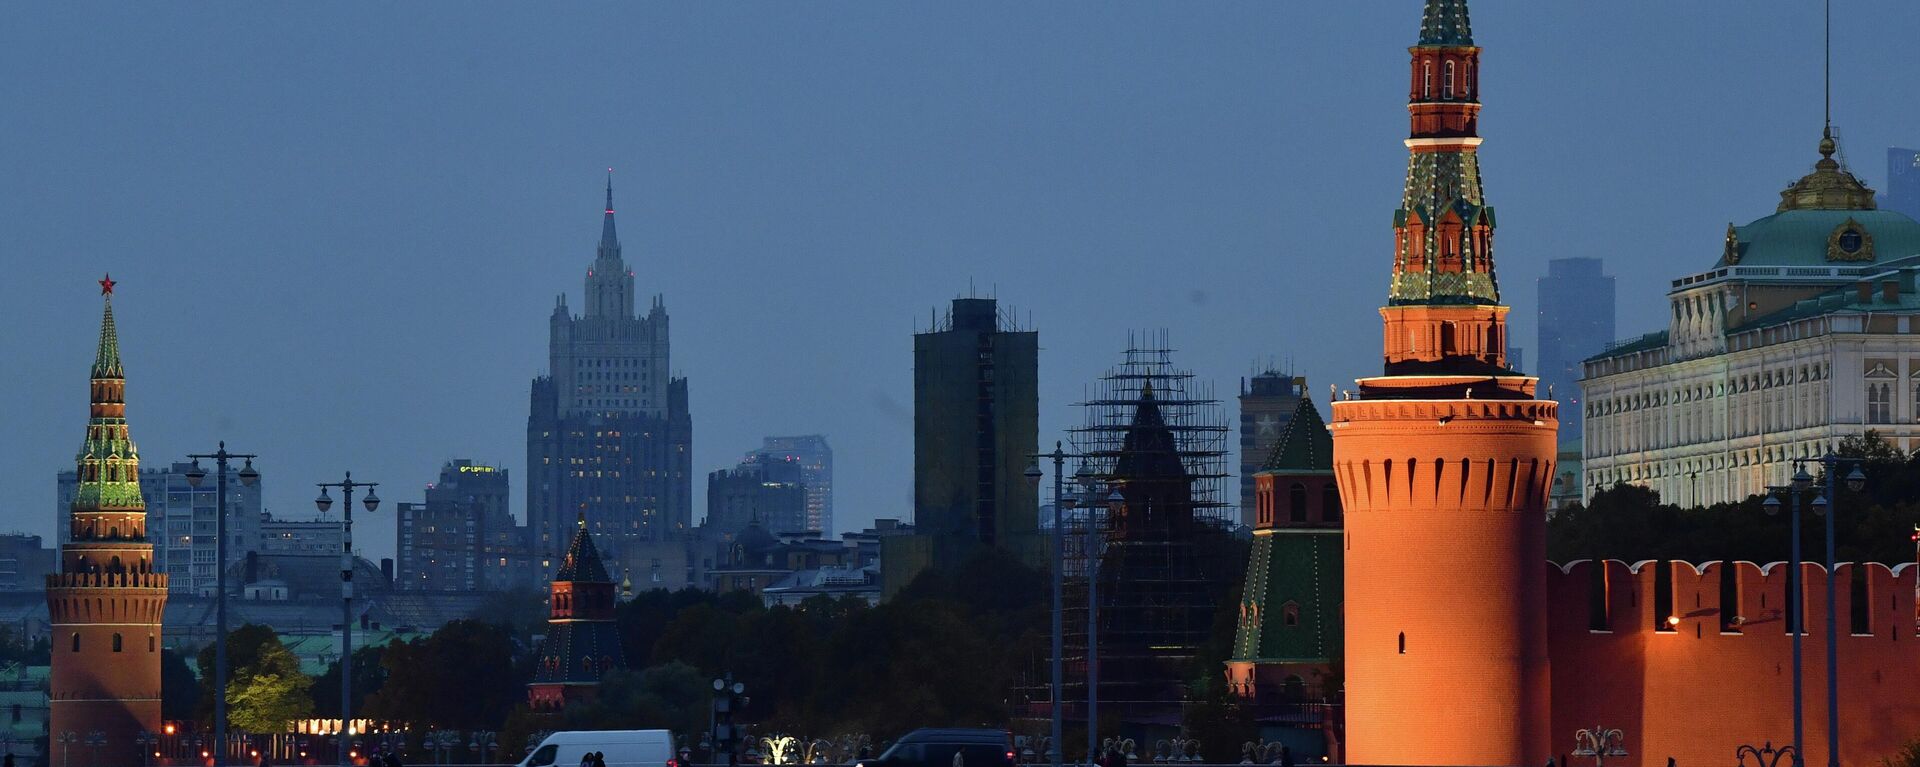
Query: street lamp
[[134, 731, 158, 767], [1738, 742, 1799, 767], [58, 731, 78, 767], [1571, 726, 1626, 767], [85, 731, 105, 767], [315, 471, 380, 767], [1029, 442, 1087, 767], [1763, 484, 1806, 767], [1792, 453, 1866, 767], [186, 442, 259, 767]]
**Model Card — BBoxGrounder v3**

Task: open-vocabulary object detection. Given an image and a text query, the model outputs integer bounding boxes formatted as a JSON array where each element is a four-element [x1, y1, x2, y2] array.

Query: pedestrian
[[1111, 747, 1128, 767], [595, 751, 610, 767], [387, 749, 406, 767], [1278, 746, 1293, 767], [952, 750, 965, 767]]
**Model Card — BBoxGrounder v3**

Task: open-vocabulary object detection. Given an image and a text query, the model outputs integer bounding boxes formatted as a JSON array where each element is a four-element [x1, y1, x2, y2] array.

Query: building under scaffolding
[[1021, 337, 1241, 744]]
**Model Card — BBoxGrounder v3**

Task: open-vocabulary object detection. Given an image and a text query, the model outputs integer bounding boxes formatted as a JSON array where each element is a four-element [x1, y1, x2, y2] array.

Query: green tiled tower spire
[[1418, 0, 1474, 47], [73, 275, 143, 512]]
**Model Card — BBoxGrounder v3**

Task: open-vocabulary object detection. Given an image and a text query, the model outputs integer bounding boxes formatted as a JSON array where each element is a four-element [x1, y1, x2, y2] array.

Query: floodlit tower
[[47, 276, 168, 767], [1330, 2, 1556, 764]]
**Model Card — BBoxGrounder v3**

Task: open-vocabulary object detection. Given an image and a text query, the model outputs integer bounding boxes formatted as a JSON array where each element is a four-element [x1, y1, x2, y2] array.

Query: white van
[[517, 730, 677, 767]]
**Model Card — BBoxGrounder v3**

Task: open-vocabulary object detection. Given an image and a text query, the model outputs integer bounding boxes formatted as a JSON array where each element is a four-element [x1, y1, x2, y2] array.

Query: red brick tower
[[1330, 2, 1557, 764], [527, 515, 624, 710], [47, 276, 168, 766]]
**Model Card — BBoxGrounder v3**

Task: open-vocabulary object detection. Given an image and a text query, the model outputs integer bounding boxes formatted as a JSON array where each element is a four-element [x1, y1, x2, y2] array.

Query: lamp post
[[1793, 453, 1865, 767], [58, 731, 78, 767], [1738, 742, 1800, 767], [185, 443, 260, 767], [1028, 443, 1085, 767], [315, 472, 380, 767], [134, 731, 158, 767], [1571, 726, 1627, 767], [1764, 476, 1810, 767], [85, 730, 105, 767]]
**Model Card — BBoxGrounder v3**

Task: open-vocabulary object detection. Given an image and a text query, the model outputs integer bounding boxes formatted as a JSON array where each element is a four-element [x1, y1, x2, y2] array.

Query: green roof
[[1587, 331, 1669, 363], [1720, 208, 1920, 268], [1259, 398, 1331, 474], [1731, 268, 1920, 333], [1418, 0, 1473, 47]]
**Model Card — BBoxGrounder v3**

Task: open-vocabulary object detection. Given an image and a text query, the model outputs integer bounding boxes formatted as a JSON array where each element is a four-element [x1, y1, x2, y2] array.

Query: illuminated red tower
[[47, 276, 168, 765], [527, 515, 624, 710], [1330, 2, 1557, 764]]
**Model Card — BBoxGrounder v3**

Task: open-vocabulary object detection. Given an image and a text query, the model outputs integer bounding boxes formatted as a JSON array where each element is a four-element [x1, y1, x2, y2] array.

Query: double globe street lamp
[[184, 443, 259, 767], [315, 472, 380, 767], [1761, 459, 1865, 767]]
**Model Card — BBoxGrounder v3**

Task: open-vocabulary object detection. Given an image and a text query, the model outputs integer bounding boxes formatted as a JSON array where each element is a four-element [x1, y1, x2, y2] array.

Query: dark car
[[857, 729, 1015, 767]]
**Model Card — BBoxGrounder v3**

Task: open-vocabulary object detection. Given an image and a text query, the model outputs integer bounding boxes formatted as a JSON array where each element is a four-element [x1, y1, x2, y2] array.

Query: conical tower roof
[[93, 275, 123, 379], [555, 516, 612, 583], [1113, 381, 1190, 482], [1261, 397, 1333, 474], [1418, 0, 1473, 47]]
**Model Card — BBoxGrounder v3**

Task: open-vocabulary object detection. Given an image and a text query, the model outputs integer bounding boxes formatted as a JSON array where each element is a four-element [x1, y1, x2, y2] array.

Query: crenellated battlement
[[1548, 559, 1917, 639], [46, 570, 169, 591]]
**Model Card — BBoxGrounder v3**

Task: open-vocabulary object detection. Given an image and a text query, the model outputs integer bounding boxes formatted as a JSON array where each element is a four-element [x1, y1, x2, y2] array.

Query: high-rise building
[[908, 297, 1039, 569], [258, 516, 342, 555], [1536, 257, 1615, 440], [1237, 371, 1306, 527], [527, 517, 623, 711], [705, 461, 807, 540], [527, 177, 694, 577], [48, 277, 167, 766], [1888, 147, 1920, 219], [396, 460, 521, 592], [0, 534, 55, 592], [752, 435, 833, 535], [1330, 4, 1557, 764]]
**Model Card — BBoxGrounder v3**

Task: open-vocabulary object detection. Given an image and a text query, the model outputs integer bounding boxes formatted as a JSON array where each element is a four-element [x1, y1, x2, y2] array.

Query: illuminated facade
[[47, 277, 168, 766], [527, 516, 624, 710], [528, 177, 694, 577], [396, 459, 521, 592], [1328, 2, 1557, 764], [1582, 137, 1920, 505]]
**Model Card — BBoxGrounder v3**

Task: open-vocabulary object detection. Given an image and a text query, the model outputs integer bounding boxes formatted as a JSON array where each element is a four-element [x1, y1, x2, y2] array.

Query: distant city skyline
[[4, 2, 1918, 563]]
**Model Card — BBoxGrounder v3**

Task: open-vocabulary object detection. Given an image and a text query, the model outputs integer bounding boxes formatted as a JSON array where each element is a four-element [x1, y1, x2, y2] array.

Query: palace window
[[1868, 382, 1894, 424]]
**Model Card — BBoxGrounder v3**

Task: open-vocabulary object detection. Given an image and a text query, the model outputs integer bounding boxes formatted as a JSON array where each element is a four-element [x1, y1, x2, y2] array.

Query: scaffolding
[[1018, 334, 1238, 740], [1069, 331, 1232, 526]]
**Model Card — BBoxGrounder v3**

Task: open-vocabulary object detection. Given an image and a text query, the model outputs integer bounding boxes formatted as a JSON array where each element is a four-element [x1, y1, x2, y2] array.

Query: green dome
[[1718, 208, 1920, 268]]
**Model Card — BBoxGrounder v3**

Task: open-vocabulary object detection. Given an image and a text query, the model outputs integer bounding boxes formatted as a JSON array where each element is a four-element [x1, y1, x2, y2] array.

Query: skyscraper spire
[[600, 168, 619, 251]]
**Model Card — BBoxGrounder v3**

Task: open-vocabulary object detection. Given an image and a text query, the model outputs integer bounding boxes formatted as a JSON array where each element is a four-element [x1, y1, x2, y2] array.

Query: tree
[[226, 640, 313, 733], [362, 620, 524, 729], [197, 624, 291, 721], [564, 663, 711, 737], [309, 643, 389, 718], [161, 648, 200, 721]]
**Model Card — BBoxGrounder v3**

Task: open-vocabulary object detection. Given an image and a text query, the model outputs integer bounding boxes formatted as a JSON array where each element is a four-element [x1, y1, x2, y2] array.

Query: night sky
[[4, 1, 1916, 560]]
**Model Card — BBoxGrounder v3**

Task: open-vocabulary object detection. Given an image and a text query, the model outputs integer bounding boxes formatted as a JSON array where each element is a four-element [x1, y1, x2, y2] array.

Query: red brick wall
[[1548, 560, 1920, 766]]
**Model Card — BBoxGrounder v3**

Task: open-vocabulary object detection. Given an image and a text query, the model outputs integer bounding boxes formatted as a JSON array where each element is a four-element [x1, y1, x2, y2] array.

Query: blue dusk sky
[[3, 1, 1916, 560]]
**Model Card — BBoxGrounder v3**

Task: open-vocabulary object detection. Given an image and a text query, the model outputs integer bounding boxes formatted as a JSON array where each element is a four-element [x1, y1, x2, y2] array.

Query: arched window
[[1283, 602, 1301, 627], [1422, 62, 1433, 98], [1322, 483, 1342, 523], [1288, 483, 1307, 523], [112, 633, 123, 653], [70, 633, 80, 653], [1282, 675, 1307, 702], [1397, 632, 1406, 654], [148, 634, 156, 652], [1443, 61, 1456, 98]]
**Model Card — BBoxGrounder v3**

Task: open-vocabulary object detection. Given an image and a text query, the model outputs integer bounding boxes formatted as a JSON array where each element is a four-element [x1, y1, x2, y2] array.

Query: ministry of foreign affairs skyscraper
[[527, 176, 693, 574]]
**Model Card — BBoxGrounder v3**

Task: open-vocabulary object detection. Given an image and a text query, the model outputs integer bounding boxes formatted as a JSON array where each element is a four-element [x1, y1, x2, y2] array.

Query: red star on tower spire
[[99, 273, 116, 295]]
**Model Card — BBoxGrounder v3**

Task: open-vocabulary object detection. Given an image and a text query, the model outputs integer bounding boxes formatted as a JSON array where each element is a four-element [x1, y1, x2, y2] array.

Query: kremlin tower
[[47, 276, 169, 765], [1329, 1, 1557, 764], [527, 515, 625, 710]]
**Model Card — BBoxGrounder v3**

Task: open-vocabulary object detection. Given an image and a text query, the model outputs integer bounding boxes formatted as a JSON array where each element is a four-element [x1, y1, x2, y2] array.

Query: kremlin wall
[[1547, 559, 1920, 767]]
